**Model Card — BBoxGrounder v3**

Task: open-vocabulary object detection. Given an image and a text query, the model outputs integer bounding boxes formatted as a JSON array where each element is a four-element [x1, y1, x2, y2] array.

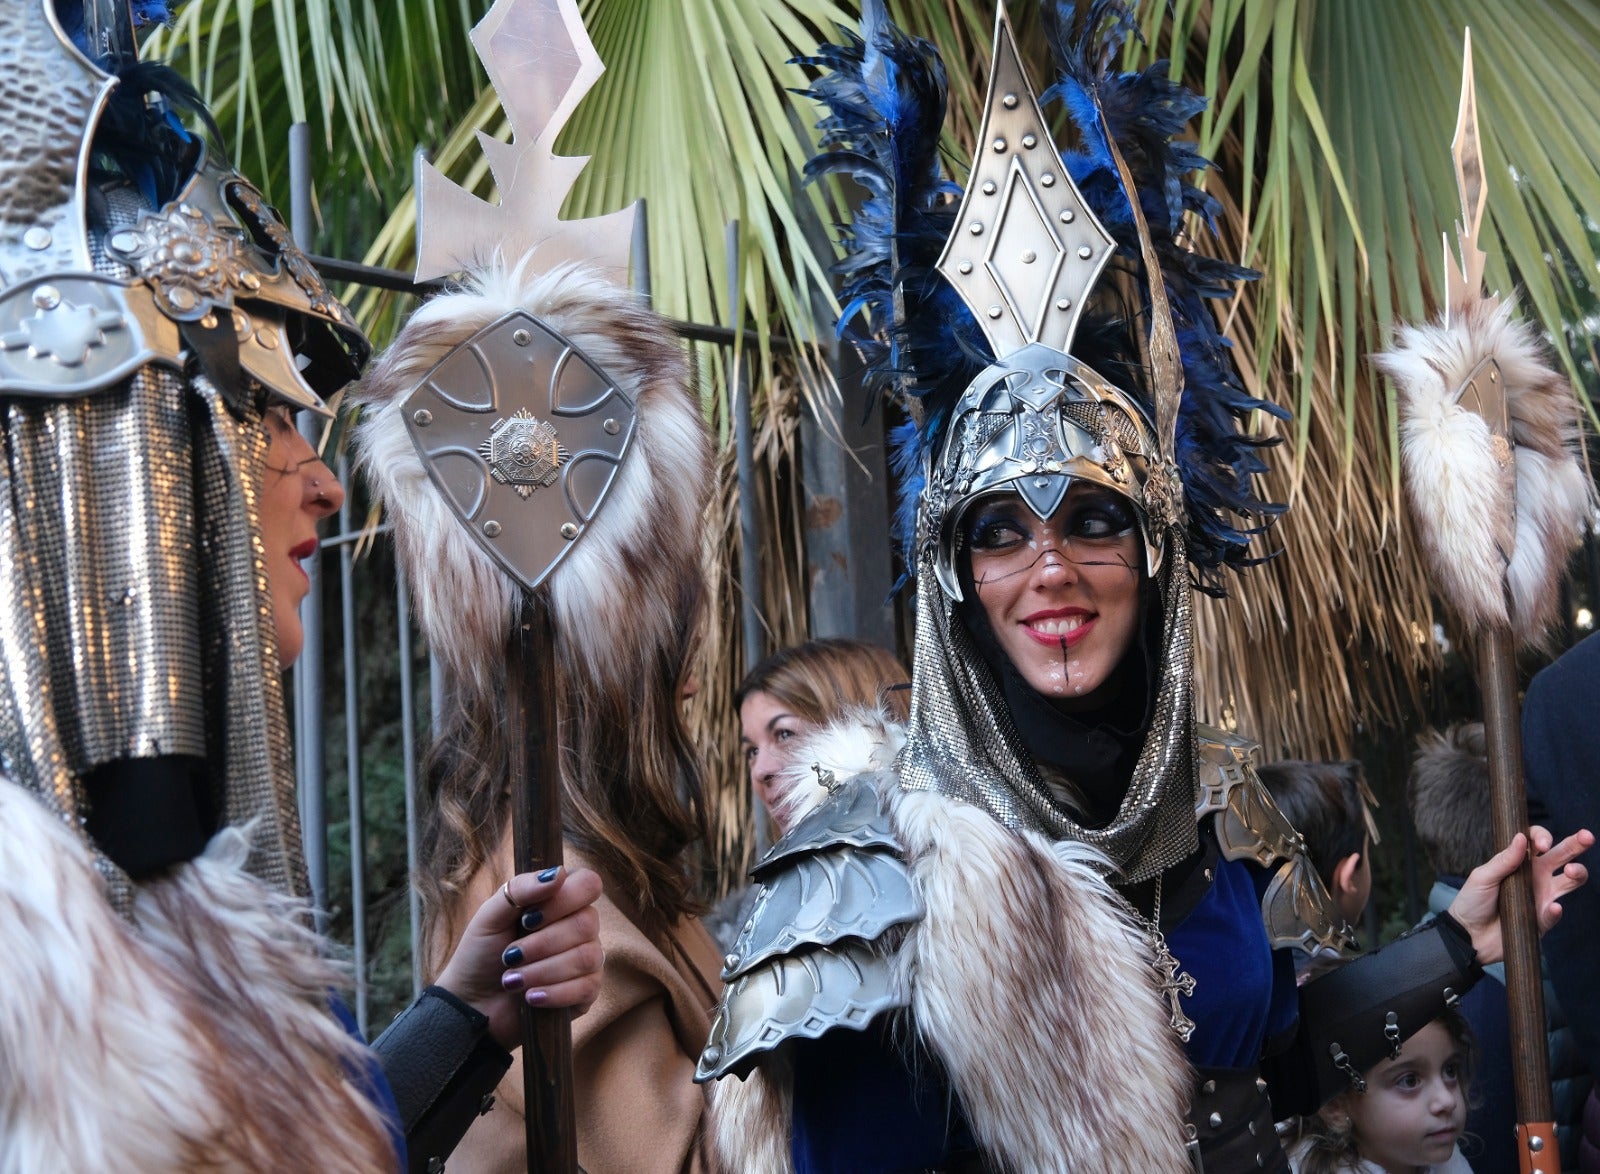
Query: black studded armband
[[370, 985, 512, 1174], [1262, 916, 1481, 1116]]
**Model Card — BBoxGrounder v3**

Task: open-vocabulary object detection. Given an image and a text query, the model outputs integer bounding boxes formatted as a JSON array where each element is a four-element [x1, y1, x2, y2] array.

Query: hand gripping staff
[[367, 1, 642, 1169], [1375, 32, 1592, 1174]]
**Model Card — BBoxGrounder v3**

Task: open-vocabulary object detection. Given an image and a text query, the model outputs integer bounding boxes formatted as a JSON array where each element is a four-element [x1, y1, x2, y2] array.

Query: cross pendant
[[1151, 936, 1197, 1043]]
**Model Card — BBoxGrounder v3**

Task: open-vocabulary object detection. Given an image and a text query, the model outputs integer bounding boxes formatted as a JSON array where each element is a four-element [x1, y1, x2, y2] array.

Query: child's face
[[1346, 1021, 1466, 1173]]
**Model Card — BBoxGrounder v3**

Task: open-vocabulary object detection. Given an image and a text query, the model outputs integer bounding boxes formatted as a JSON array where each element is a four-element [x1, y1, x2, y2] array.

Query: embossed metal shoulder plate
[[722, 836, 922, 981], [1264, 855, 1359, 958], [753, 772, 902, 875], [1194, 724, 1358, 957], [401, 310, 638, 591], [1195, 725, 1300, 869], [695, 939, 906, 1083]]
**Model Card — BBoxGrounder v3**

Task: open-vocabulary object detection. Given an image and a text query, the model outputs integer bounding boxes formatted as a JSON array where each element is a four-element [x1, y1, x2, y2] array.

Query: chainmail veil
[[899, 524, 1197, 883], [0, 218, 308, 914]]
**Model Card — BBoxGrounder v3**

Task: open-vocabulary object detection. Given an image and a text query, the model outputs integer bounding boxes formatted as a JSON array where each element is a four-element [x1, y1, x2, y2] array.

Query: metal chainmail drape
[[0, 190, 307, 917], [897, 523, 1198, 884]]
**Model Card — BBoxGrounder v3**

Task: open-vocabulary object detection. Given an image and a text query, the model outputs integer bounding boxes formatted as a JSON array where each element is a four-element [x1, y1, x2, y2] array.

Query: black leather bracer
[[370, 985, 513, 1174]]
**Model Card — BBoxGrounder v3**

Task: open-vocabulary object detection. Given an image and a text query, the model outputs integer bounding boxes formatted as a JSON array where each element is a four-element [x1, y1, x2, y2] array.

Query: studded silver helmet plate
[[400, 309, 638, 591], [922, 4, 1166, 603]]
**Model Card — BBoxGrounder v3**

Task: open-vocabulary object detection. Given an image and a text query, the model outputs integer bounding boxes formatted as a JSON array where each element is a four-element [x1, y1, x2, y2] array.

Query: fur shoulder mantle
[[703, 710, 1194, 1173]]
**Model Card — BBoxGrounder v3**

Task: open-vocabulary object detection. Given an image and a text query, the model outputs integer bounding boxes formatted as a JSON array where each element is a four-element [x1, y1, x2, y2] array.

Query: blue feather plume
[[800, 0, 1287, 586]]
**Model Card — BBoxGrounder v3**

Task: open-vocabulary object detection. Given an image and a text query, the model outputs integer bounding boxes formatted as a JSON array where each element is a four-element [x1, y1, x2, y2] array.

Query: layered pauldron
[[1195, 725, 1358, 959], [695, 771, 923, 1082], [0, 5, 365, 414]]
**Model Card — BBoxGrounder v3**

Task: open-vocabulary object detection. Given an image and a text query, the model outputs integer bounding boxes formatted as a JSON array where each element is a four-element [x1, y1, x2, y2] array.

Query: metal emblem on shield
[[400, 309, 638, 590], [482, 408, 570, 497]]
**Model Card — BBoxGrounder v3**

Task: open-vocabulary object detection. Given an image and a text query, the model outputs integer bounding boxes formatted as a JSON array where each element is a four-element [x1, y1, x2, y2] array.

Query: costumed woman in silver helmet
[[0, 4, 605, 1171], [695, 5, 1591, 1172]]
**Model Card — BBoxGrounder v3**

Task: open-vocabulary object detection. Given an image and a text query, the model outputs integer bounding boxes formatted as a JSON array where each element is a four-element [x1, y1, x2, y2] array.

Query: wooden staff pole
[[504, 592, 576, 1174], [1478, 632, 1558, 1173]]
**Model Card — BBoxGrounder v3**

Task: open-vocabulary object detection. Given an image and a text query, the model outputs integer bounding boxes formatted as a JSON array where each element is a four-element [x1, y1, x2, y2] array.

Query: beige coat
[[442, 837, 723, 1174]]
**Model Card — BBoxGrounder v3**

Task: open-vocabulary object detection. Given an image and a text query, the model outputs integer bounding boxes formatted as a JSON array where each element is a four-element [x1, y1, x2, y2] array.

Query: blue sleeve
[[790, 1021, 976, 1173]]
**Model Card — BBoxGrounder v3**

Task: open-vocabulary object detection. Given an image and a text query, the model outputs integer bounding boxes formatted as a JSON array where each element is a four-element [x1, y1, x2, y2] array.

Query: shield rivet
[[32, 285, 60, 310], [483, 520, 502, 538], [1002, 94, 1018, 109], [512, 328, 532, 346], [1060, 210, 1075, 223], [992, 138, 1007, 153], [1021, 250, 1036, 264], [1021, 133, 1037, 149], [603, 418, 620, 435], [1078, 246, 1093, 260], [1056, 298, 1071, 311], [1034, 478, 1049, 490], [1040, 173, 1055, 188], [23, 227, 52, 251], [969, 221, 984, 236], [560, 522, 578, 540], [958, 261, 973, 275], [987, 306, 1002, 319], [982, 181, 997, 195], [413, 409, 433, 427]]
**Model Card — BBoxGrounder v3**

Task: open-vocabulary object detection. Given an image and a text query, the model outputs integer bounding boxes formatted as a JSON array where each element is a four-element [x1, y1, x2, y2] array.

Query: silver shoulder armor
[[1194, 725, 1358, 959], [695, 774, 923, 1082], [0, 9, 365, 415]]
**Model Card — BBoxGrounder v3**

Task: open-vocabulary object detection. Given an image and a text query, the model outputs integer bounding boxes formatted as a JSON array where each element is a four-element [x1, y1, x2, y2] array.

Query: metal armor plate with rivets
[[752, 772, 904, 874], [722, 831, 922, 981], [696, 938, 903, 1084], [697, 773, 921, 1082], [1193, 725, 1358, 960], [400, 309, 638, 592]]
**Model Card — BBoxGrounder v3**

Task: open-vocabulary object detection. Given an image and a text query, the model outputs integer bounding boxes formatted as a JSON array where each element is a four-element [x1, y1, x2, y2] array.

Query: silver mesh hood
[[0, 187, 305, 914], [897, 525, 1199, 884]]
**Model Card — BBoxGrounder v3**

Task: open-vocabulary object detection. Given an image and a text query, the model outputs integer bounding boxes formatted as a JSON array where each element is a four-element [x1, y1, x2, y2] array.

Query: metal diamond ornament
[[936, 3, 1115, 358], [401, 309, 637, 590]]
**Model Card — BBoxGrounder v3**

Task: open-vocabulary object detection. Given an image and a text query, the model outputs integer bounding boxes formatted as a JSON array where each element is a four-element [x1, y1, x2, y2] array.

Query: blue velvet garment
[[1166, 853, 1297, 1069], [790, 1020, 978, 1173], [329, 993, 407, 1172]]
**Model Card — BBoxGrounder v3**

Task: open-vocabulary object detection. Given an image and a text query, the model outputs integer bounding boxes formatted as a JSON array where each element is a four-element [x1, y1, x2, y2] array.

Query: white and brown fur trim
[[353, 258, 710, 700], [767, 704, 907, 830], [0, 778, 396, 1173], [1377, 297, 1591, 644], [711, 718, 1194, 1173]]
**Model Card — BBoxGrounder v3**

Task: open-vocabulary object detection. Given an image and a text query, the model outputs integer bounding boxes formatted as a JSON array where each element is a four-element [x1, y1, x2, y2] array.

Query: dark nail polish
[[525, 989, 548, 1006], [537, 865, 560, 883], [501, 944, 524, 967], [520, 908, 544, 933], [501, 971, 525, 992]]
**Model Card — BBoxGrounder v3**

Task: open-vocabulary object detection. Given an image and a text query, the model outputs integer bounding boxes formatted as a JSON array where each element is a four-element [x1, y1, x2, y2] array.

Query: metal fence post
[[288, 122, 329, 928]]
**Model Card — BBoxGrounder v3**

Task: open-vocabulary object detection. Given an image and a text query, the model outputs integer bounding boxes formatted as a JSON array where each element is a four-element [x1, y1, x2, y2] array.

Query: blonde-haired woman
[[736, 638, 910, 836]]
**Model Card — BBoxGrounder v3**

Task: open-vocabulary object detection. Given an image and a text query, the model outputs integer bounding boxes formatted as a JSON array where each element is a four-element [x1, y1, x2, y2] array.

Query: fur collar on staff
[[711, 713, 1193, 1173], [1376, 297, 1590, 645], [0, 778, 396, 1172], [355, 259, 708, 705], [354, 259, 713, 939]]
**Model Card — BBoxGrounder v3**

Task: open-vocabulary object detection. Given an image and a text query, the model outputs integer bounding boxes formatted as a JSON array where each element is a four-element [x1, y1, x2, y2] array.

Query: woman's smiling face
[[966, 483, 1143, 702]]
